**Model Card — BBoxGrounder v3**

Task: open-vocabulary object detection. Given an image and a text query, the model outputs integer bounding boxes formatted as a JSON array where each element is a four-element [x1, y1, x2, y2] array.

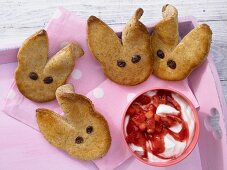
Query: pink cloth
[[2, 7, 199, 170]]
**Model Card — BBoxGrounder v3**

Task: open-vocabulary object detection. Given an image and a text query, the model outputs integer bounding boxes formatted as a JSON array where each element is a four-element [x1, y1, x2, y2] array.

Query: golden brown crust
[[36, 84, 111, 160], [150, 4, 212, 81], [87, 8, 154, 85], [15, 29, 84, 102]]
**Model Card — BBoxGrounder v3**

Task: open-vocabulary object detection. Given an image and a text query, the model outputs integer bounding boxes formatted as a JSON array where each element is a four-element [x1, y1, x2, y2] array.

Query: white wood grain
[[0, 0, 226, 101]]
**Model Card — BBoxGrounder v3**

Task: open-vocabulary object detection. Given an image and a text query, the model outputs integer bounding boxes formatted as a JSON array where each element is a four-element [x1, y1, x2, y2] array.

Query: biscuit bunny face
[[150, 4, 212, 80], [36, 84, 111, 160], [87, 8, 154, 85], [15, 30, 84, 102]]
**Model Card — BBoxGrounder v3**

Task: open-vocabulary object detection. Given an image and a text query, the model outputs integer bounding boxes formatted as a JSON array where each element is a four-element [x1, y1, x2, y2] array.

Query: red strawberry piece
[[167, 97, 181, 110], [137, 136, 146, 147], [166, 114, 182, 123], [126, 120, 138, 134], [135, 131, 146, 147], [127, 104, 143, 116], [155, 122, 163, 133], [152, 136, 165, 154], [151, 95, 159, 108], [148, 104, 156, 112], [146, 118, 155, 133], [136, 94, 151, 105], [132, 113, 146, 125], [160, 116, 178, 127], [160, 94, 167, 104], [125, 131, 137, 144], [145, 110, 154, 119], [126, 131, 146, 147], [160, 116, 171, 127], [154, 114, 161, 122], [139, 123, 146, 131]]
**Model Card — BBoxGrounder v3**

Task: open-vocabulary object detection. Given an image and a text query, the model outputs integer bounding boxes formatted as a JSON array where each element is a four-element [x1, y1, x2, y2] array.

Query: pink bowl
[[121, 87, 200, 167]]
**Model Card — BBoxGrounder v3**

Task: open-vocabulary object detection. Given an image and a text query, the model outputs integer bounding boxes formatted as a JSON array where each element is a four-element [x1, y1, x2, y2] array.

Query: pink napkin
[[2, 7, 199, 170]]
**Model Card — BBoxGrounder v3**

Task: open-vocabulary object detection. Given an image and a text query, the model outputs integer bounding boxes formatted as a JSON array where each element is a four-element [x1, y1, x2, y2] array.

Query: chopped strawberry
[[151, 136, 165, 154], [125, 131, 137, 143], [160, 115, 178, 127], [167, 97, 181, 110], [147, 104, 156, 112], [145, 110, 154, 119], [154, 114, 161, 121], [155, 122, 163, 133], [136, 94, 151, 105], [160, 94, 167, 104], [151, 95, 159, 107], [126, 131, 146, 147], [139, 123, 146, 131], [127, 104, 143, 116], [146, 118, 155, 133], [126, 120, 138, 134], [135, 131, 147, 147], [166, 114, 182, 123], [132, 113, 146, 125], [137, 136, 146, 147]]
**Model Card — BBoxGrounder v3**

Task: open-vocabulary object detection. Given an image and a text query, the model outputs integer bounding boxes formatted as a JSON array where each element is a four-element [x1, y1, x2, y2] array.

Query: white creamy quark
[[172, 93, 195, 145], [156, 104, 180, 115]]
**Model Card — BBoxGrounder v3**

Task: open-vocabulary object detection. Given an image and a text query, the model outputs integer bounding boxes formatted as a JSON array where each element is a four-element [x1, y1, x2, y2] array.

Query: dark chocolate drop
[[117, 59, 126, 67], [131, 55, 141, 63], [43, 76, 53, 84], [29, 72, 38, 80], [86, 126, 93, 134], [157, 50, 165, 59], [75, 136, 84, 144], [167, 60, 176, 69]]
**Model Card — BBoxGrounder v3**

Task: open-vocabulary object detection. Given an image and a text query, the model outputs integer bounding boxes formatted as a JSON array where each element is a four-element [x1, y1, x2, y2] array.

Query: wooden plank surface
[[0, 0, 226, 101]]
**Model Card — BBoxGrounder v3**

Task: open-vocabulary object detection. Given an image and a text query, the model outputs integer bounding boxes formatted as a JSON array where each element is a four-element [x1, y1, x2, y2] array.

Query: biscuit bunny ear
[[170, 24, 212, 72], [151, 4, 179, 46], [122, 8, 150, 48], [87, 16, 122, 64], [56, 84, 94, 124], [36, 108, 75, 149], [17, 29, 48, 69], [43, 43, 84, 78]]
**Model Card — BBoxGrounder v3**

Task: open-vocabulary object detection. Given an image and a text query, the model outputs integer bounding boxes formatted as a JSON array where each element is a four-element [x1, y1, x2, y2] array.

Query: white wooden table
[[0, 0, 226, 101]]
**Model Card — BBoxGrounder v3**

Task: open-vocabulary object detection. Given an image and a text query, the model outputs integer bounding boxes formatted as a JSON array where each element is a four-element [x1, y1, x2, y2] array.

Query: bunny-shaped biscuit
[[150, 4, 212, 80], [87, 8, 153, 85], [36, 84, 111, 160], [15, 30, 84, 102]]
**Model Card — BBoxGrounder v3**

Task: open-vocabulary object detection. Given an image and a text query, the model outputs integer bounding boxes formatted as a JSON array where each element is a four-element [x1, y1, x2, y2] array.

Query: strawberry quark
[[124, 90, 195, 162]]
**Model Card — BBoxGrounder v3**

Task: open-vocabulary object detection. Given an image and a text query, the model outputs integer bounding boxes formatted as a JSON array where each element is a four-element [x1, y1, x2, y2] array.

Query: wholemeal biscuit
[[36, 84, 111, 160], [15, 30, 84, 102], [87, 8, 154, 85], [150, 4, 212, 80]]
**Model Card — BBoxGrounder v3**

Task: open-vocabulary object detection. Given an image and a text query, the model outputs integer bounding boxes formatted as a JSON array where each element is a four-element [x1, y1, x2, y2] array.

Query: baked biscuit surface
[[15, 30, 84, 102], [36, 84, 111, 160], [151, 4, 212, 80], [88, 8, 154, 85]]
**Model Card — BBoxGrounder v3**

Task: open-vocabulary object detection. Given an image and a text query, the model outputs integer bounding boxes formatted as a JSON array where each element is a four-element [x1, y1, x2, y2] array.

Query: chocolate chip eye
[[43, 76, 53, 84], [75, 136, 84, 144], [29, 72, 38, 80], [86, 126, 93, 134], [157, 49, 165, 59], [167, 60, 176, 69], [117, 59, 126, 67], [131, 55, 141, 63]]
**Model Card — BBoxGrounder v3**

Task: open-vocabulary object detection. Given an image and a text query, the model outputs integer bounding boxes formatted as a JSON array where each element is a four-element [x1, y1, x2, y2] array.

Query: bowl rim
[[121, 87, 200, 167]]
